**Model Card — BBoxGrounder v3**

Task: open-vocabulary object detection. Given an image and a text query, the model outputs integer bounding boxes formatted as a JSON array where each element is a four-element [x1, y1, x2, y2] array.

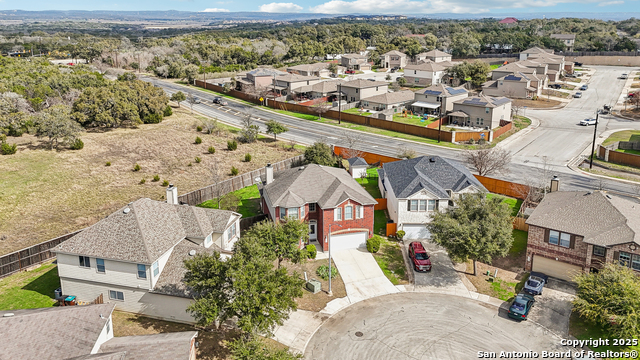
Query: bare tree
[[397, 146, 417, 159], [341, 131, 364, 159], [209, 159, 227, 209], [186, 92, 197, 114], [314, 101, 332, 120], [594, 178, 607, 191], [514, 156, 551, 212], [463, 145, 512, 177], [201, 117, 219, 135], [239, 113, 259, 143]]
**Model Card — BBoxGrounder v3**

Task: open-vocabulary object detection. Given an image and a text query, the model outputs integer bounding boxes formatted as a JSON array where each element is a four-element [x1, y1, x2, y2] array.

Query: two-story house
[[378, 156, 487, 240], [419, 49, 452, 63], [550, 34, 576, 51], [271, 73, 322, 98], [525, 189, 640, 282], [450, 95, 512, 129], [340, 53, 371, 71], [52, 186, 241, 324], [236, 68, 286, 92], [360, 90, 414, 111], [491, 62, 547, 90], [341, 79, 388, 103], [287, 62, 335, 77], [261, 164, 377, 252], [380, 50, 407, 69], [519, 46, 554, 61], [527, 53, 565, 81], [411, 84, 469, 115], [403, 61, 446, 87], [482, 72, 540, 99]]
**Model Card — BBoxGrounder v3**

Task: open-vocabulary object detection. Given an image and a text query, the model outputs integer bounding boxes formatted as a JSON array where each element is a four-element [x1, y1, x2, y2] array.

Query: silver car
[[580, 118, 597, 126]]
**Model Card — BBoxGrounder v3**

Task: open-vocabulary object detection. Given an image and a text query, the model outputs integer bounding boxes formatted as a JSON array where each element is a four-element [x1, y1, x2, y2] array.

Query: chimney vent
[[123, 208, 130, 214], [166, 184, 178, 205], [429, 157, 436, 162], [188, 250, 196, 256], [550, 175, 559, 192], [3, 313, 14, 317], [265, 164, 274, 185]]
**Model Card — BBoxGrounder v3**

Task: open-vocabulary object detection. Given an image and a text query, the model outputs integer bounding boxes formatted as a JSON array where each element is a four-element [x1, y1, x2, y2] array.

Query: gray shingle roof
[[348, 157, 368, 167], [381, 156, 487, 199], [341, 79, 388, 89], [54, 198, 239, 264], [0, 303, 115, 360], [454, 94, 511, 108], [526, 191, 640, 247], [263, 164, 377, 209], [405, 61, 446, 72], [99, 332, 197, 360], [416, 83, 468, 97], [67, 353, 127, 360], [382, 50, 406, 57], [423, 49, 451, 57], [247, 68, 285, 77], [361, 90, 414, 105]]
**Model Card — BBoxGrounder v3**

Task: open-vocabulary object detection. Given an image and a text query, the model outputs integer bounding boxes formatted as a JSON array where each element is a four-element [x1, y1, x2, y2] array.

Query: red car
[[345, 69, 356, 74], [408, 241, 431, 272]]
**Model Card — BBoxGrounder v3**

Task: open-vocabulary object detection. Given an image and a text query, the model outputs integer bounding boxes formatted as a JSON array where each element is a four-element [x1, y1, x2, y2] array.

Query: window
[[428, 200, 436, 211], [96, 258, 105, 273], [309, 203, 316, 212], [79, 256, 90, 268], [334, 208, 342, 221], [152, 261, 159, 277], [419, 200, 427, 211], [280, 207, 286, 220], [356, 205, 363, 219], [485, 108, 490, 114], [345, 205, 353, 220], [355, 89, 359, 93], [376, 87, 379, 91], [633, 254, 640, 271], [287, 207, 299, 220], [560, 233, 571, 248], [593, 246, 606, 257], [106, 318, 111, 334], [549, 230, 560, 245], [109, 290, 124, 301], [227, 223, 237, 239], [548, 230, 572, 248], [619, 251, 631, 267], [414, 70, 417, 75], [408, 200, 418, 212], [436, 96, 442, 102], [204, 234, 212, 247], [415, 78, 420, 84], [137, 264, 147, 279], [300, 205, 305, 218]]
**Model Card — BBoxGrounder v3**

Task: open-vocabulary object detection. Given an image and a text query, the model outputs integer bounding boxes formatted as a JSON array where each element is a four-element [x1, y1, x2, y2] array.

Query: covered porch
[[411, 101, 441, 116]]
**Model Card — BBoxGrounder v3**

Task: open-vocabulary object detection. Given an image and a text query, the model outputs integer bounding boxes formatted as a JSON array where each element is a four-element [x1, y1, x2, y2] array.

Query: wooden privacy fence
[[178, 155, 304, 206], [474, 175, 529, 200], [386, 222, 397, 237], [240, 214, 269, 231], [493, 121, 513, 139], [334, 145, 400, 165], [0, 229, 84, 279], [513, 217, 529, 232], [374, 198, 387, 210], [598, 144, 640, 169]]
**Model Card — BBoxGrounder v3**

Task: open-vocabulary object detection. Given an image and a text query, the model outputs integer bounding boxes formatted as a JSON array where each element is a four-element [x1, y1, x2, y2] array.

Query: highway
[[143, 75, 640, 200]]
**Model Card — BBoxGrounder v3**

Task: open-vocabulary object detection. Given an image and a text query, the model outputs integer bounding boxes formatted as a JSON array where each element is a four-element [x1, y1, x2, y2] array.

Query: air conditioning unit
[[306, 279, 321, 294]]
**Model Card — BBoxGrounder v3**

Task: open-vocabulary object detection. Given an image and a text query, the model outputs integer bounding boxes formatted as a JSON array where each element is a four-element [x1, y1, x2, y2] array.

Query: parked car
[[391, 66, 400, 71], [574, 62, 583, 67], [574, 92, 582, 98], [508, 293, 535, 321], [523, 272, 549, 295], [620, 73, 629, 79], [580, 84, 588, 91], [630, 93, 637, 98], [408, 241, 431, 272], [549, 84, 561, 89], [330, 73, 338, 78], [345, 69, 356, 74]]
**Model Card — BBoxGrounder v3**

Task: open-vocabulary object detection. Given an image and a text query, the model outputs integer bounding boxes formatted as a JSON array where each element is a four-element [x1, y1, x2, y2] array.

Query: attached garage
[[402, 224, 431, 240], [330, 232, 368, 251], [532, 255, 582, 282]]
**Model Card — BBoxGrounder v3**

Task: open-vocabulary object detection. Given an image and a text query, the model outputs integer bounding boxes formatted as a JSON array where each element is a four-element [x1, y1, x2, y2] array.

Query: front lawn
[[0, 262, 59, 310], [466, 261, 528, 302], [486, 193, 523, 217], [374, 210, 388, 236], [602, 130, 640, 146], [509, 229, 528, 257], [197, 184, 262, 218], [372, 238, 409, 285]]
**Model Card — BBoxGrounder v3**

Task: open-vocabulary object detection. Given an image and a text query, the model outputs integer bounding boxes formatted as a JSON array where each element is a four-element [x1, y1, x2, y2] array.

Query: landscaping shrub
[[1, 142, 17, 155], [196, 126, 203, 132], [153, 174, 160, 182], [208, 146, 215, 154], [195, 156, 202, 163], [366, 235, 382, 253], [140, 178, 146, 184], [231, 166, 239, 176], [396, 230, 406, 241], [70, 138, 84, 150], [306, 244, 317, 259], [105, 161, 111, 166], [143, 113, 162, 124], [163, 105, 173, 117], [133, 163, 141, 172], [195, 136, 202, 144], [316, 264, 337, 280], [244, 153, 252, 162], [162, 180, 169, 186], [227, 140, 237, 151]]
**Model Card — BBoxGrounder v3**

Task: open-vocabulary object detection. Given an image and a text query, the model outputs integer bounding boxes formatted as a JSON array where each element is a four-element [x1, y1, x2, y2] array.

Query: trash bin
[[64, 295, 76, 306], [54, 288, 63, 300], [306, 279, 321, 294]]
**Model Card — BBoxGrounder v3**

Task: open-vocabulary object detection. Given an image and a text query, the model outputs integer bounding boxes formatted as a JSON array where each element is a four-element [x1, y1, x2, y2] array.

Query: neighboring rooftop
[[152, 239, 217, 297], [287, 62, 329, 72], [415, 83, 468, 97], [493, 62, 537, 74], [498, 17, 518, 24], [362, 90, 414, 105], [521, 46, 554, 55], [382, 50, 406, 57], [342, 53, 368, 59], [455, 94, 511, 108], [423, 49, 451, 58], [526, 191, 640, 247], [99, 331, 198, 360], [275, 73, 320, 83], [347, 157, 368, 168], [550, 34, 576, 40], [341, 78, 388, 89], [247, 68, 285, 77], [381, 156, 487, 199], [405, 60, 446, 72], [54, 198, 240, 264], [310, 79, 345, 94], [263, 164, 377, 209]]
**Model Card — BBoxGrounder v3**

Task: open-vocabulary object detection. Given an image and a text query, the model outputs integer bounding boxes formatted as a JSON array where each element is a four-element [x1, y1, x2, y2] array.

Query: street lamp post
[[589, 110, 600, 169], [328, 223, 342, 296]]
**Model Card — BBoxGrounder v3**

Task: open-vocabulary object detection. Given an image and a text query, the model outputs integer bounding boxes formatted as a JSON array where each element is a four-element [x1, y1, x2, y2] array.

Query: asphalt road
[[304, 292, 566, 360], [144, 75, 640, 200]]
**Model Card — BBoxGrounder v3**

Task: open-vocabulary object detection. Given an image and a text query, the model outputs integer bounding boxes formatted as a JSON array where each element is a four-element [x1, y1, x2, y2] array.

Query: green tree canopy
[[33, 105, 84, 149], [238, 220, 308, 268], [229, 337, 302, 360], [170, 91, 186, 108], [304, 141, 335, 166], [265, 119, 288, 141]]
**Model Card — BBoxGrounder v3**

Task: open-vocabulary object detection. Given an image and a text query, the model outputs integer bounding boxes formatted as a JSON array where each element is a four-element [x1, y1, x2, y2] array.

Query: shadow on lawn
[[21, 267, 60, 299]]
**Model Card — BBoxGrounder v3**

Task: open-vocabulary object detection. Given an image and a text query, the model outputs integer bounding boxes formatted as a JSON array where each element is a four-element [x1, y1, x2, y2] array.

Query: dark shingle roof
[[0, 304, 115, 360], [341, 79, 387, 89], [348, 157, 368, 167], [455, 94, 511, 108], [99, 332, 198, 360], [526, 191, 640, 247], [381, 156, 487, 199], [54, 198, 239, 264], [263, 164, 377, 208], [417, 83, 468, 97]]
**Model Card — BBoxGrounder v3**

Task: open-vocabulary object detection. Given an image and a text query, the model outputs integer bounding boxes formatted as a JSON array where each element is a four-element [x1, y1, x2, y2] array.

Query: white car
[[580, 118, 597, 126]]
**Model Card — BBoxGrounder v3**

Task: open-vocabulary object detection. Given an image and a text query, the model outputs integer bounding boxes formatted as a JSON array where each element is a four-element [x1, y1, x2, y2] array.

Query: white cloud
[[259, 2, 303, 12], [202, 7, 230, 12], [598, 0, 623, 5]]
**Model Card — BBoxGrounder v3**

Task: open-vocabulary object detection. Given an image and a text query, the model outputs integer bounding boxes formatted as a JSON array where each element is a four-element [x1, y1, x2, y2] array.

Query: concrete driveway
[[305, 292, 564, 360], [526, 278, 576, 337], [406, 239, 466, 290]]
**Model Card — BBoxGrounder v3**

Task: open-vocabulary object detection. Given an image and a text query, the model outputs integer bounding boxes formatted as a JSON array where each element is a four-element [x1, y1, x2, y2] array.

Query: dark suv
[[408, 241, 431, 272]]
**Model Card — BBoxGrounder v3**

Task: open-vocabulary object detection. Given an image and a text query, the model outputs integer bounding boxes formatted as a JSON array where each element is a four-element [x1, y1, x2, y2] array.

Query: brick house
[[525, 190, 640, 282], [261, 164, 377, 252]]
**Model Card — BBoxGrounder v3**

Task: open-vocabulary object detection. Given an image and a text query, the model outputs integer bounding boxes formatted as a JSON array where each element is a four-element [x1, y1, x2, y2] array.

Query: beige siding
[[91, 315, 114, 354], [57, 253, 151, 291], [483, 80, 531, 99], [452, 102, 511, 129], [151, 247, 174, 288]]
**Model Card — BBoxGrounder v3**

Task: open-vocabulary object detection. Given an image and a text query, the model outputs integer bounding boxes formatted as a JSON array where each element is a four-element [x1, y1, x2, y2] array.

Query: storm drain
[[355, 331, 364, 337]]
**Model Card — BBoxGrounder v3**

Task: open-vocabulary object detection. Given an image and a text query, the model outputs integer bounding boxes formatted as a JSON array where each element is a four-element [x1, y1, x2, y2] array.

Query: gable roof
[[54, 198, 240, 264], [347, 157, 368, 167], [341, 79, 388, 89], [342, 53, 368, 59], [99, 332, 198, 360], [550, 34, 576, 40], [311, 79, 345, 94], [247, 68, 285, 77], [405, 60, 446, 72], [423, 49, 451, 58], [0, 304, 115, 360], [382, 50, 406, 57], [454, 94, 511, 108], [499, 17, 518, 24], [275, 73, 319, 83], [526, 191, 640, 247], [522, 46, 554, 55], [263, 164, 377, 209], [415, 83, 468, 97], [493, 62, 537, 74], [287, 62, 329, 72], [361, 90, 414, 105], [382, 156, 487, 199]]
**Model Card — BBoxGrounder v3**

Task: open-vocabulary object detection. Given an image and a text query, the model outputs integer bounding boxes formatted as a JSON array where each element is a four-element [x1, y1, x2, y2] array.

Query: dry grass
[[513, 98, 562, 109], [111, 310, 240, 360], [465, 261, 527, 302], [0, 107, 302, 255], [283, 258, 347, 312]]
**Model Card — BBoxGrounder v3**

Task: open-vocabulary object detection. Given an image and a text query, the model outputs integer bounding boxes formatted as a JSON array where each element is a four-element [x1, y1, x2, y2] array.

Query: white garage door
[[402, 224, 431, 240], [532, 255, 582, 282], [330, 232, 368, 251]]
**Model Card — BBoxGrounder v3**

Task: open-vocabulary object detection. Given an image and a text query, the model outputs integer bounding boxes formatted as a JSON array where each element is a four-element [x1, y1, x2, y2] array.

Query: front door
[[309, 221, 317, 241]]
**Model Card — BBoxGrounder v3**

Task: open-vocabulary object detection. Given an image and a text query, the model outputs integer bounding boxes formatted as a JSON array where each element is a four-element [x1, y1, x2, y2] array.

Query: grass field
[[486, 193, 523, 217], [392, 113, 436, 127], [513, 98, 562, 109], [374, 210, 388, 236], [602, 130, 640, 146], [490, 64, 501, 70], [617, 148, 640, 156], [342, 107, 372, 116], [0, 262, 59, 310], [509, 229, 528, 256], [198, 184, 262, 218], [355, 171, 382, 198], [0, 108, 302, 256], [372, 238, 409, 285]]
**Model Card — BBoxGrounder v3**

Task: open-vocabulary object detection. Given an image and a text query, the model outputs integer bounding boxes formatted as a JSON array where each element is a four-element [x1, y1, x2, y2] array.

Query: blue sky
[[0, 0, 635, 14]]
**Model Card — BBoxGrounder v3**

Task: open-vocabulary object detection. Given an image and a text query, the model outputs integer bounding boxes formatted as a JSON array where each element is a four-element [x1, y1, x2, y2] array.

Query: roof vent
[[429, 157, 436, 162], [188, 250, 196, 256], [299, 166, 305, 170], [3, 313, 14, 317], [123, 208, 131, 214], [606, 194, 612, 199], [586, 191, 593, 195]]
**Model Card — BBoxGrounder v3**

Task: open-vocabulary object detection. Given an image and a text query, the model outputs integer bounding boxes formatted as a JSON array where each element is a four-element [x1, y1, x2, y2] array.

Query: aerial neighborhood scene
[[3, 1, 640, 359]]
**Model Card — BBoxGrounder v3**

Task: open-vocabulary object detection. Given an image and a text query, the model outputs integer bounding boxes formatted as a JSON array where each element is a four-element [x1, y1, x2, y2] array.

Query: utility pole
[[589, 111, 600, 169], [338, 83, 342, 124], [438, 95, 443, 143]]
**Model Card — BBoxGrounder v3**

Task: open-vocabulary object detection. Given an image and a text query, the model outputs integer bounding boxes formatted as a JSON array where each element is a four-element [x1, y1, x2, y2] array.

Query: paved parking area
[[305, 292, 564, 360], [525, 278, 576, 337], [406, 239, 465, 290]]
